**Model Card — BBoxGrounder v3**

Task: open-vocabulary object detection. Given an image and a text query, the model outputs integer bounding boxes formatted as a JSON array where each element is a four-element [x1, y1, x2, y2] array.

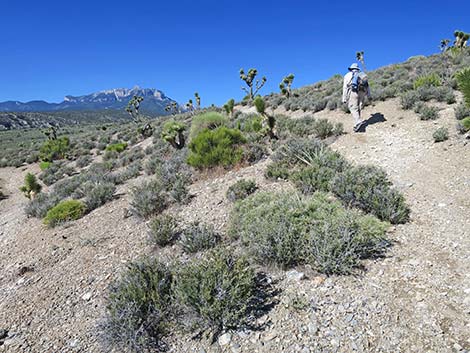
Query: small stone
[[286, 270, 305, 281], [68, 339, 78, 348], [308, 323, 318, 334], [82, 292, 92, 301], [312, 276, 325, 286], [438, 203, 446, 208], [230, 343, 241, 353], [263, 332, 277, 342], [218, 333, 232, 346]]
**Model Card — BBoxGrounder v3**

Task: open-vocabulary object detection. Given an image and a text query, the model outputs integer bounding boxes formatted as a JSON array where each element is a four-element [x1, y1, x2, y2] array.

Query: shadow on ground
[[357, 113, 386, 132]]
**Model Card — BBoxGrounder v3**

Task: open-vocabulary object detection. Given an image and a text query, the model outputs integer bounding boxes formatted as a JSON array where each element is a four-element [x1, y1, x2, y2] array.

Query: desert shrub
[[264, 162, 290, 180], [148, 215, 179, 247], [413, 73, 441, 89], [130, 179, 168, 218], [229, 191, 388, 273], [109, 162, 141, 184], [19, 173, 42, 199], [145, 155, 164, 175], [455, 67, 470, 106], [433, 127, 449, 142], [313, 118, 335, 139], [104, 259, 172, 351], [39, 162, 76, 186], [83, 181, 116, 211], [173, 249, 257, 334], [189, 112, 228, 141], [276, 115, 316, 138], [106, 142, 128, 153], [416, 104, 439, 120], [236, 114, 263, 133], [400, 91, 419, 110], [331, 165, 410, 224], [243, 142, 267, 164], [43, 199, 86, 227], [187, 127, 246, 169], [118, 147, 145, 167], [333, 122, 344, 136], [103, 150, 119, 161], [454, 103, 470, 120], [458, 117, 470, 133], [25, 152, 39, 164], [226, 179, 257, 202], [39, 137, 70, 162], [39, 161, 52, 170], [24, 193, 61, 218], [76, 155, 93, 168], [290, 164, 337, 194], [179, 222, 220, 254]]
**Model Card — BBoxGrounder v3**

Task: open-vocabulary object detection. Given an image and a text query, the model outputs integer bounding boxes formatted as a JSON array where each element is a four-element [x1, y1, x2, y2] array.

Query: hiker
[[342, 63, 370, 132]]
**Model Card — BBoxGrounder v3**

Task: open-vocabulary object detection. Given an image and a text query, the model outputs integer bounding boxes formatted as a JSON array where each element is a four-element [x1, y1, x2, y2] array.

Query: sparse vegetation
[[130, 179, 168, 219]]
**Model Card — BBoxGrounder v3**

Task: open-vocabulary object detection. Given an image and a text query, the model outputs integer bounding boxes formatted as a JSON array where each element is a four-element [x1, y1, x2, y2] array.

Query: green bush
[[43, 199, 86, 227], [189, 112, 228, 141], [455, 67, 470, 107], [104, 259, 172, 351], [39, 137, 70, 162], [19, 173, 42, 199], [413, 73, 441, 89], [331, 165, 410, 224], [179, 222, 220, 254], [39, 161, 52, 170], [226, 179, 257, 202], [458, 117, 470, 132], [433, 127, 449, 142], [173, 249, 257, 333], [187, 127, 246, 169], [229, 192, 388, 274], [106, 142, 128, 153], [130, 179, 168, 218], [148, 214, 179, 247]]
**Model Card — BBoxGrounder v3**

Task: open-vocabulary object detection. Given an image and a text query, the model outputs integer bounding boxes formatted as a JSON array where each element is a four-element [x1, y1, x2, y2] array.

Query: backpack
[[351, 71, 369, 93]]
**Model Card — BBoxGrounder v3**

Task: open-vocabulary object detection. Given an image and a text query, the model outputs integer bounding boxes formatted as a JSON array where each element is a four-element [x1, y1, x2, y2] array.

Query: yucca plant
[[20, 173, 42, 199], [455, 67, 470, 107]]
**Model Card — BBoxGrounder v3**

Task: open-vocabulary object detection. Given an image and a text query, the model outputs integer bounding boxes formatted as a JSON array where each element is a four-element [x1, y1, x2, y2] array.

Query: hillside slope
[[0, 96, 469, 352]]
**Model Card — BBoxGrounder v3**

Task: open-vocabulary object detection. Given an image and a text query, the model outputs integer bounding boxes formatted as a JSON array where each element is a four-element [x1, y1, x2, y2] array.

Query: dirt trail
[[0, 98, 469, 352]]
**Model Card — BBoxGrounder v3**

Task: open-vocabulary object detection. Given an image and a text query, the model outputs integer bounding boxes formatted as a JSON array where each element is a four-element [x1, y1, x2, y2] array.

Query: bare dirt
[[0, 97, 469, 352]]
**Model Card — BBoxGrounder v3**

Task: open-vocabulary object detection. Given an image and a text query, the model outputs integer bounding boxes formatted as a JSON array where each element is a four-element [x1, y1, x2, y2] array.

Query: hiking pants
[[348, 91, 366, 125]]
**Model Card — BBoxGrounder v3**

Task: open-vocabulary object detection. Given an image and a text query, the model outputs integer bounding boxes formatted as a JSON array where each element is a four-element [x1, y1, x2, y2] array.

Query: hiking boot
[[353, 121, 365, 132]]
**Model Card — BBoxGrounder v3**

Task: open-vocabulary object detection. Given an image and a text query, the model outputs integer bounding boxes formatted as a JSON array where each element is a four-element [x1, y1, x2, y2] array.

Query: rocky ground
[[0, 97, 469, 352]]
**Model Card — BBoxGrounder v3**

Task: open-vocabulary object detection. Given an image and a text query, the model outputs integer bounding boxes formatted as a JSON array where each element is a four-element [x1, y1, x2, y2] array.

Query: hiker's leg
[[348, 92, 361, 126]]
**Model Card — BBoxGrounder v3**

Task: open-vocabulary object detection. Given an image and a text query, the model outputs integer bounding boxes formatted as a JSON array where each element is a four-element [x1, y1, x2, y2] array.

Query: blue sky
[[1, 0, 469, 106]]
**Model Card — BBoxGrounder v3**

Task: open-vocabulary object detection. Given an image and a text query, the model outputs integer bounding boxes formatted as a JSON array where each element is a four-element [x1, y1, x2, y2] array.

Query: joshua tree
[[240, 68, 267, 101], [161, 121, 186, 149], [454, 30, 470, 49], [440, 39, 451, 53], [186, 99, 194, 113], [194, 92, 201, 110], [223, 98, 235, 118], [126, 95, 153, 138], [279, 74, 295, 98], [43, 125, 58, 141], [254, 96, 276, 139], [20, 173, 42, 199], [356, 51, 367, 72]]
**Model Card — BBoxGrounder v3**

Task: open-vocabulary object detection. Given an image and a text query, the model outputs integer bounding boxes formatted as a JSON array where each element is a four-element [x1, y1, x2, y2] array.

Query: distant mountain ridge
[[0, 86, 178, 115]]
